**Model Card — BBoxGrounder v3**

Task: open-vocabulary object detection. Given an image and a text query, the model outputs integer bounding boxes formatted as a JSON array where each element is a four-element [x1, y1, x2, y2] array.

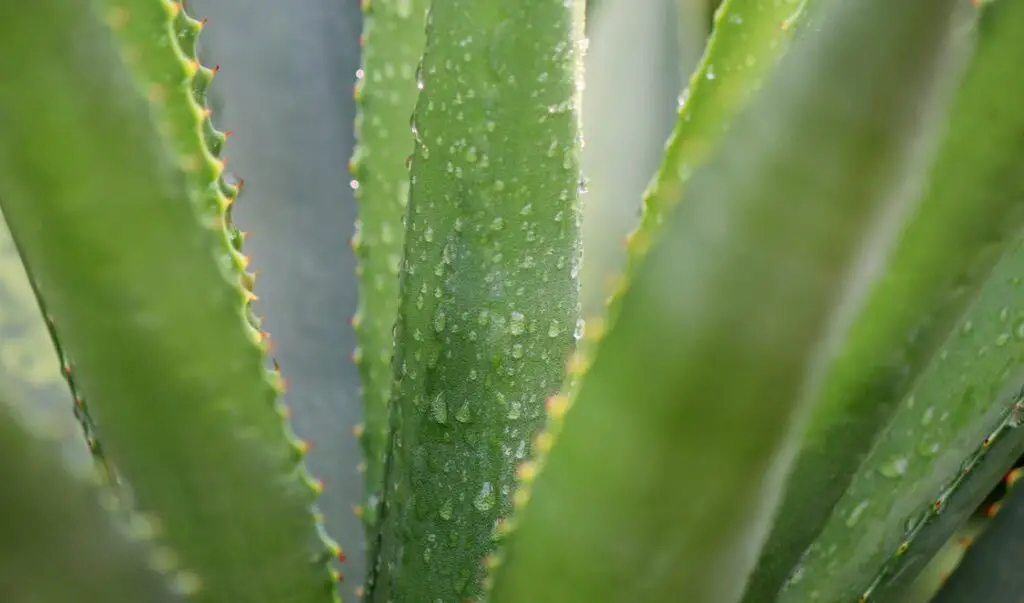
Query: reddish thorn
[[224, 130, 234, 138], [336, 550, 347, 563], [212, 64, 221, 74], [236, 177, 245, 190], [200, 17, 209, 26]]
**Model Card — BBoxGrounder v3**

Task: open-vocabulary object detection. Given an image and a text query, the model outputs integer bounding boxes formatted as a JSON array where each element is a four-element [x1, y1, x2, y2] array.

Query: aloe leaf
[[776, 236, 1024, 603], [744, 1, 1024, 597], [349, 0, 428, 531], [0, 2, 340, 602], [622, 0, 810, 269], [0, 220, 90, 469], [0, 398, 178, 603], [366, 1, 586, 600], [931, 472, 1024, 603], [578, 0, 681, 317], [485, 0, 965, 601]]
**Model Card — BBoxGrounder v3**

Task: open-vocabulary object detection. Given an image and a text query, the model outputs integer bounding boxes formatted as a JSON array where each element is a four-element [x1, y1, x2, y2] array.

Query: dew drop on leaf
[[846, 500, 869, 527], [430, 391, 448, 424], [474, 481, 496, 511]]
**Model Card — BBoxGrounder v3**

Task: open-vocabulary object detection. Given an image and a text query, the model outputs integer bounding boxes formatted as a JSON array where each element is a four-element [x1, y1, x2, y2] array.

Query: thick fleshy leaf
[[0, 2, 339, 602], [0, 399, 178, 603], [367, 0, 586, 600], [349, 0, 429, 531], [747, 1, 1024, 598], [487, 0, 964, 601], [931, 473, 1024, 603], [778, 236, 1024, 603]]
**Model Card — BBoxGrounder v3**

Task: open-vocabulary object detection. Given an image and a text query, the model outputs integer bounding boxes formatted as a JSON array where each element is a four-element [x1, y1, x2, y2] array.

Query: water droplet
[[921, 406, 935, 426], [1014, 317, 1024, 339], [395, 0, 413, 18], [918, 441, 941, 457], [430, 392, 448, 424], [433, 308, 446, 333], [999, 306, 1011, 322], [465, 146, 478, 163], [490, 217, 504, 231], [879, 456, 908, 478], [962, 320, 974, 335], [455, 402, 471, 423], [846, 500, 869, 527], [509, 312, 525, 335], [511, 344, 524, 359], [574, 318, 585, 341], [548, 320, 562, 337], [439, 499, 453, 520], [1009, 403, 1024, 427], [996, 333, 1010, 347], [474, 481, 496, 511]]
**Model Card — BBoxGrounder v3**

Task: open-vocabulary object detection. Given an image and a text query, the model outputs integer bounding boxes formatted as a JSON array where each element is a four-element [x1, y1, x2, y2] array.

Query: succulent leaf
[[745, 1, 1024, 597], [930, 467, 1024, 603], [0, 220, 92, 470], [367, 1, 586, 600], [350, 0, 429, 531], [776, 236, 1024, 603], [0, 2, 340, 602], [487, 0, 965, 601], [0, 397, 179, 603], [620, 0, 810, 272]]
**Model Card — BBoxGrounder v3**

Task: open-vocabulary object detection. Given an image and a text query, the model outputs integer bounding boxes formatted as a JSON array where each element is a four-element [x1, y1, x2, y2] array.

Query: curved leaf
[[487, 0, 964, 601], [0, 398, 178, 603], [747, 1, 1024, 597], [0, 2, 339, 602]]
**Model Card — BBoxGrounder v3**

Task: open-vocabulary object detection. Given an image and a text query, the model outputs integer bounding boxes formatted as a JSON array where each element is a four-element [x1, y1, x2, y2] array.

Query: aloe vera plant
[[3, 1, 1024, 603]]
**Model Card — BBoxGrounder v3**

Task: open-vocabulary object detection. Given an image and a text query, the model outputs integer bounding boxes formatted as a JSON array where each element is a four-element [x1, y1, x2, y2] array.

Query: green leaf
[[486, 0, 965, 601], [578, 0, 683, 317], [0, 2, 339, 602], [0, 219, 90, 470], [0, 398, 177, 603], [622, 0, 810, 269], [777, 238, 1024, 603], [367, 1, 585, 600], [930, 476, 1024, 603], [349, 0, 429, 530], [744, 1, 1024, 597]]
